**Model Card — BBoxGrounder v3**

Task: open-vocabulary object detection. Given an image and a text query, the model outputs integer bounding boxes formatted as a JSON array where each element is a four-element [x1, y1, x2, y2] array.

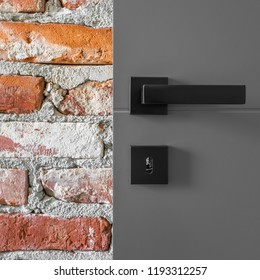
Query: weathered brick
[[40, 168, 112, 204], [59, 80, 112, 115], [0, 122, 103, 158], [61, 0, 87, 10], [0, 75, 44, 114], [0, 22, 112, 65], [0, 169, 28, 206], [0, 0, 45, 13], [0, 214, 111, 251]]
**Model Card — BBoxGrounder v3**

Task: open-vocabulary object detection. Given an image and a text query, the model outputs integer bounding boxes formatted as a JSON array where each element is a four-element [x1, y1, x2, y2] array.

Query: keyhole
[[146, 156, 153, 174]]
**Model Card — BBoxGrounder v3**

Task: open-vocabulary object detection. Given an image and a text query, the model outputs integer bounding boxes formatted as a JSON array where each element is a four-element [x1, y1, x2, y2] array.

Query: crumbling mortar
[[0, 247, 113, 260], [0, 0, 113, 28], [0, 156, 112, 216], [0, 61, 113, 89], [0, 100, 113, 123], [44, 79, 113, 116]]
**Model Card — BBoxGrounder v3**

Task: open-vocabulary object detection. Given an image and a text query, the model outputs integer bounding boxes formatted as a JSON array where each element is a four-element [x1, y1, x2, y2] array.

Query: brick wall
[[0, 0, 113, 260]]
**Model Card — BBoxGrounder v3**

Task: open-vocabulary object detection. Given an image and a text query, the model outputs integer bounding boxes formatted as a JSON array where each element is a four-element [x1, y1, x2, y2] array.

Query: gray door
[[114, 0, 260, 259]]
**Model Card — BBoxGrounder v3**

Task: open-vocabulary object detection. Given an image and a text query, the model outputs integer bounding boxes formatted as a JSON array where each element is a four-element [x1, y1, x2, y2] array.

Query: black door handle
[[142, 85, 246, 104], [131, 77, 246, 115]]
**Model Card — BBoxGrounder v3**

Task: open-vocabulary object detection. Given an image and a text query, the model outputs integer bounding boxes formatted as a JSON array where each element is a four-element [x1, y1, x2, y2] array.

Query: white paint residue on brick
[[0, 122, 103, 158], [0, 1, 13, 12], [40, 168, 112, 203], [1, 30, 68, 62], [87, 227, 95, 248], [0, 0, 45, 12]]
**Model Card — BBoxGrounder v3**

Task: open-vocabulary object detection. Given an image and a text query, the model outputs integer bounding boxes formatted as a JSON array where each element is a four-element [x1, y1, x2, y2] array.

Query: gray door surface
[[114, 0, 260, 259]]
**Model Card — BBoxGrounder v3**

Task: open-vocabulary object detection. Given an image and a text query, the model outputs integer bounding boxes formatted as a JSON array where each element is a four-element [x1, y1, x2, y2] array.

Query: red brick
[[0, 214, 111, 251], [40, 168, 112, 204], [0, 0, 45, 13], [0, 22, 112, 65], [61, 0, 87, 10], [0, 169, 28, 206], [59, 80, 112, 115], [0, 75, 44, 114]]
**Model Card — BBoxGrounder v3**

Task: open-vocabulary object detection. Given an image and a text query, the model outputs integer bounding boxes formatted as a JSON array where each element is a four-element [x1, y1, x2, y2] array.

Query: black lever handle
[[142, 85, 245, 105], [130, 77, 246, 115]]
